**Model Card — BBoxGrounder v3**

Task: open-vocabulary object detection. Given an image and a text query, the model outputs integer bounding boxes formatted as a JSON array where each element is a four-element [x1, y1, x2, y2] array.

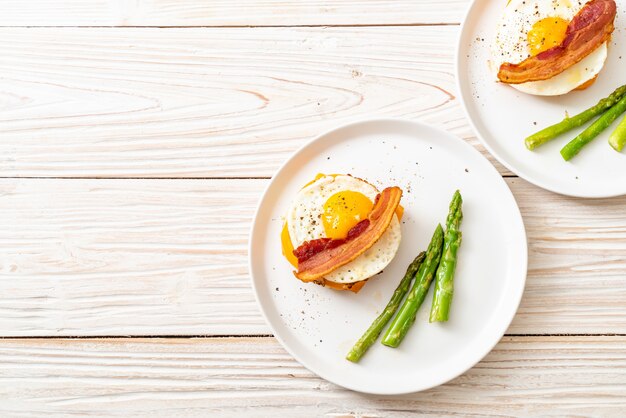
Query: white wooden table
[[1, 1, 626, 415]]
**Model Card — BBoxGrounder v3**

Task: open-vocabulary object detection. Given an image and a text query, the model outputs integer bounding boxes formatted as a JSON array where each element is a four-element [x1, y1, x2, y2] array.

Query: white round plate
[[249, 119, 527, 394], [457, 0, 626, 198]]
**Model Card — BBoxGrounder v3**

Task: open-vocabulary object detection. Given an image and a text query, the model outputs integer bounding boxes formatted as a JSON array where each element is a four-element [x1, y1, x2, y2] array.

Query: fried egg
[[282, 174, 402, 284], [491, 0, 608, 96]]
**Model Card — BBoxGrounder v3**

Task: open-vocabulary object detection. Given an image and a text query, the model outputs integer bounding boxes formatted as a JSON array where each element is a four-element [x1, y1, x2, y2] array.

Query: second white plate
[[249, 119, 527, 394], [457, 0, 626, 197]]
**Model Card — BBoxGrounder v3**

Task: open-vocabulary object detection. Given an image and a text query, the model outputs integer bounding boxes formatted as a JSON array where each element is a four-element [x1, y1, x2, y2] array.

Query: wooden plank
[[1, 178, 625, 336], [0, 179, 258, 336], [509, 177, 626, 333], [0, 336, 625, 415], [0, 26, 511, 178], [0, 1, 466, 27]]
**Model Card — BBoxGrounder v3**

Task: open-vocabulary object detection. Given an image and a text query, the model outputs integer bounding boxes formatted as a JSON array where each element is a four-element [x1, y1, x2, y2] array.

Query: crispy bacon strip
[[295, 227, 370, 292], [293, 219, 370, 264], [497, 0, 616, 84], [294, 186, 402, 283]]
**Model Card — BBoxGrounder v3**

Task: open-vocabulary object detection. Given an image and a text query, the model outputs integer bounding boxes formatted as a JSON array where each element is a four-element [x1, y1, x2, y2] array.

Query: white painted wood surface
[[1, 0, 625, 413], [0, 26, 511, 177], [0, 1, 466, 26], [0, 337, 625, 416]]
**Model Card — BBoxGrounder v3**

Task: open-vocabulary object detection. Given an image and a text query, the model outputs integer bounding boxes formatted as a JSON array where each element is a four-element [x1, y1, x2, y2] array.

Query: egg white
[[491, 0, 608, 96], [287, 175, 402, 284]]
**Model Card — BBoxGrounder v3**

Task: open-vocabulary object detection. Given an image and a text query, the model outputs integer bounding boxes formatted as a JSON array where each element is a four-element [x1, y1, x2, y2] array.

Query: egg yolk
[[302, 173, 340, 189], [321, 191, 373, 240], [281, 223, 298, 268], [527, 17, 569, 56]]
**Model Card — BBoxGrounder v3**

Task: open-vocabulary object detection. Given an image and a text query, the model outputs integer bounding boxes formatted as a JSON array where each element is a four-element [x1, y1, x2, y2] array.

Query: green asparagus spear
[[381, 224, 444, 348], [429, 191, 463, 323], [346, 252, 426, 363], [561, 95, 626, 161], [525, 84, 626, 150], [609, 114, 626, 152]]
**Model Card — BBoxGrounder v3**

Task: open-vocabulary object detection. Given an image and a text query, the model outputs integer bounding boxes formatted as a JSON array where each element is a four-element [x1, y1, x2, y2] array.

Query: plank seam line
[[0, 176, 273, 180], [0, 175, 519, 180], [0, 335, 275, 340], [0, 23, 461, 29], [505, 333, 626, 337], [0, 333, 623, 340]]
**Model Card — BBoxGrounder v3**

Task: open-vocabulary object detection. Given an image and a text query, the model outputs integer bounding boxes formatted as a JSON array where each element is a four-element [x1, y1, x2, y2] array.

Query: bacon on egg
[[497, 0, 616, 84], [293, 186, 402, 283]]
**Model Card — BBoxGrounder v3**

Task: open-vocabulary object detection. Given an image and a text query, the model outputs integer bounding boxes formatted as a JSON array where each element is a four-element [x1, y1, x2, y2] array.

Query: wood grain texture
[[0, 26, 512, 178], [1, 178, 625, 336], [0, 1, 466, 27], [0, 336, 625, 416], [0, 179, 256, 336]]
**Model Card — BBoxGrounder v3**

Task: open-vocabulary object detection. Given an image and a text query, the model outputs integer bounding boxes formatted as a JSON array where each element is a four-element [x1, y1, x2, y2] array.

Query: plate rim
[[455, 0, 626, 199], [248, 118, 528, 394]]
